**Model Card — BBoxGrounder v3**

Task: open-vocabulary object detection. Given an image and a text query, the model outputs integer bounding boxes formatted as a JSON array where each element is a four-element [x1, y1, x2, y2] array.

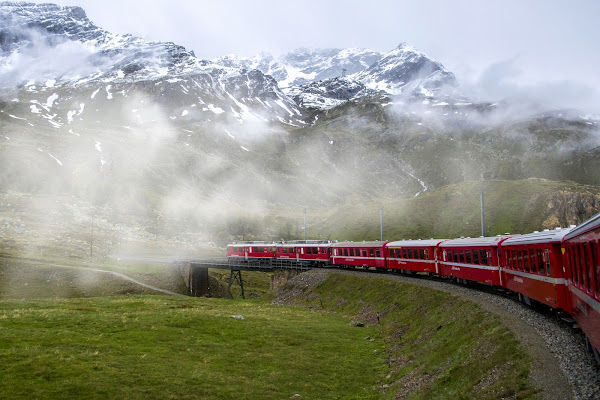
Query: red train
[[227, 212, 600, 362], [563, 214, 600, 363]]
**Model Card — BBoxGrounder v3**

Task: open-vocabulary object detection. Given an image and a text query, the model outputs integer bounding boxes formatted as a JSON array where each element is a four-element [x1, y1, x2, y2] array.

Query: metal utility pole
[[380, 204, 384, 241], [480, 189, 485, 237], [303, 208, 307, 240], [90, 214, 94, 257]]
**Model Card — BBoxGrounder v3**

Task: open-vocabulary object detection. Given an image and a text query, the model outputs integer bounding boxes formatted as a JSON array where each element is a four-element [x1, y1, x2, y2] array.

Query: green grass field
[[0, 295, 385, 400], [284, 273, 534, 399], [0, 259, 536, 399]]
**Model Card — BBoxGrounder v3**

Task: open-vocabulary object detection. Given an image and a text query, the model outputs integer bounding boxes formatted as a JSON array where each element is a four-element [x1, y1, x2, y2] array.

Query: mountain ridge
[[0, 1, 599, 246]]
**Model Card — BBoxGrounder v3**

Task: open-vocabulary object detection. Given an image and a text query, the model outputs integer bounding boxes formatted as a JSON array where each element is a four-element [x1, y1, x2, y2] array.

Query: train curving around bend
[[227, 212, 600, 363]]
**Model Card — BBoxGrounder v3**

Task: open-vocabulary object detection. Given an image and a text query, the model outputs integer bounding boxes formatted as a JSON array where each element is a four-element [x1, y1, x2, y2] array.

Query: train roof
[[440, 236, 512, 248], [563, 212, 600, 241], [502, 227, 574, 246], [387, 239, 448, 248], [332, 241, 388, 248], [278, 241, 333, 248], [227, 241, 279, 246]]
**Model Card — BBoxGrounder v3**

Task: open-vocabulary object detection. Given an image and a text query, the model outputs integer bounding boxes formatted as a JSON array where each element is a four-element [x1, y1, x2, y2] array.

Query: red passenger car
[[500, 228, 573, 309], [562, 213, 600, 362], [386, 239, 447, 274], [227, 242, 277, 263], [275, 241, 333, 267], [439, 236, 511, 285], [330, 241, 389, 270]]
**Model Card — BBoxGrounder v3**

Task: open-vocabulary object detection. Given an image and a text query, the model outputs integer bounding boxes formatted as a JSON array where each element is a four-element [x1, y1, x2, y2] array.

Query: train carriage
[[562, 212, 600, 361], [227, 242, 278, 264], [331, 241, 389, 270], [385, 239, 447, 274], [275, 241, 333, 267], [500, 228, 573, 309], [439, 236, 511, 285]]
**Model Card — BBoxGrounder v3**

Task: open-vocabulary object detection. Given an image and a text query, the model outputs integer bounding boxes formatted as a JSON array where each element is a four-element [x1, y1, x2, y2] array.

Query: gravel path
[[85, 267, 186, 297], [289, 269, 600, 400]]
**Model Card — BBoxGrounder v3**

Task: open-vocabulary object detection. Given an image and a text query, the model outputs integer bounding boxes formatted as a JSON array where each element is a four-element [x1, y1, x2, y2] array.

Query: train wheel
[[587, 336, 600, 365]]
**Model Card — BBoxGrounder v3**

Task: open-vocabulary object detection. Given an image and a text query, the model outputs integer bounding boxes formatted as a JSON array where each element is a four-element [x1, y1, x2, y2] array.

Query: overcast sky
[[26, 0, 600, 112]]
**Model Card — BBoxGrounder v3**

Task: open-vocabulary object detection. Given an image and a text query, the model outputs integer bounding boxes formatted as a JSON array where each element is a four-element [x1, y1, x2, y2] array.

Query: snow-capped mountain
[[353, 42, 457, 96], [212, 48, 383, 89], [0, 2, 305, 127], [1, 1, 598, 215], [212, 44, 458, 111]]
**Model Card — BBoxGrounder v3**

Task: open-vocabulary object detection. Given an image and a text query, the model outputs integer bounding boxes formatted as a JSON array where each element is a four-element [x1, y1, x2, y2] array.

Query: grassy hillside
[[0, 269, 535, 399], [299, 179, 600, 242], [276, 272, 533, 399], [0, 295, 385, 399]]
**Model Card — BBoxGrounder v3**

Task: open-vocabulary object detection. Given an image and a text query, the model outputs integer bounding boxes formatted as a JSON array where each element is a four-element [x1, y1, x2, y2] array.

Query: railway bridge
[[114, 255, 312, 299]]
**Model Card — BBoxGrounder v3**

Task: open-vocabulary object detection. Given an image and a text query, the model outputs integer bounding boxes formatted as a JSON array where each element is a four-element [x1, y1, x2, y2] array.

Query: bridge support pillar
[[227, 270, 245, 299], [187, 263, 209, 297]]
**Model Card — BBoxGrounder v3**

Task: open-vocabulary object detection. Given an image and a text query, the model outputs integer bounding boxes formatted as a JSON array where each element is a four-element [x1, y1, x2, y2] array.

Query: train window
[[529, 249, 537, 273], [283, 247, 288, 254], [536, 249, 544, 275], [584, 243, 592, 293], [516, 250, 523, 271], [348, 248, 353, 257], [419, 249, 425, 259], [569, 247, 577, 284], [480, 249, 488, 266], [473, 249, 480, 265], [593, 242, 600, 298], [453, 250, 459, 263], [406, 248, 412, 259], [465, 250, 472, 264], [376, 249, 381, 258], [523, 250, 530, 272], [459, 250, 465, 264], [545, 248, 551, 276], [401, 249, 407, 258], [369, 249, 374, 257], [425, 249, 429, 259], [575, 246, 583, 285]]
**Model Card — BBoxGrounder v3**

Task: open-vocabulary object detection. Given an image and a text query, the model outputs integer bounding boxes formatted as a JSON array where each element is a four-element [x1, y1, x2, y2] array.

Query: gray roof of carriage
[[503, 227, 574, 246], [564, 212, 600, 241]]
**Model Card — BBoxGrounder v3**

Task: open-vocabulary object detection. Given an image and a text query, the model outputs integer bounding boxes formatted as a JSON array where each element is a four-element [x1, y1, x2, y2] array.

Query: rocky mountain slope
[[0, 2, 599, 246]]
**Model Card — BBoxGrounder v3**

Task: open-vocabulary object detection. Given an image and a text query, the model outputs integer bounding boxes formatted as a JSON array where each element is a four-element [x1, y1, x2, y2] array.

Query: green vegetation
[[0, 295, 384, 399], [308, 179, 600, 242], [287, 273, 534, 399]]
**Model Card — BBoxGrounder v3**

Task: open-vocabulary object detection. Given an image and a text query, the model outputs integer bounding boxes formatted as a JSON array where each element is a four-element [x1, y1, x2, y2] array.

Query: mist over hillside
[[0, 2, 599, 253]]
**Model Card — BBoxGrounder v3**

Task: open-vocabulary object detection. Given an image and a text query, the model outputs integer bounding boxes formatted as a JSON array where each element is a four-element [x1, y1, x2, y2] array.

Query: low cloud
[[464, 57, 600, 114]]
